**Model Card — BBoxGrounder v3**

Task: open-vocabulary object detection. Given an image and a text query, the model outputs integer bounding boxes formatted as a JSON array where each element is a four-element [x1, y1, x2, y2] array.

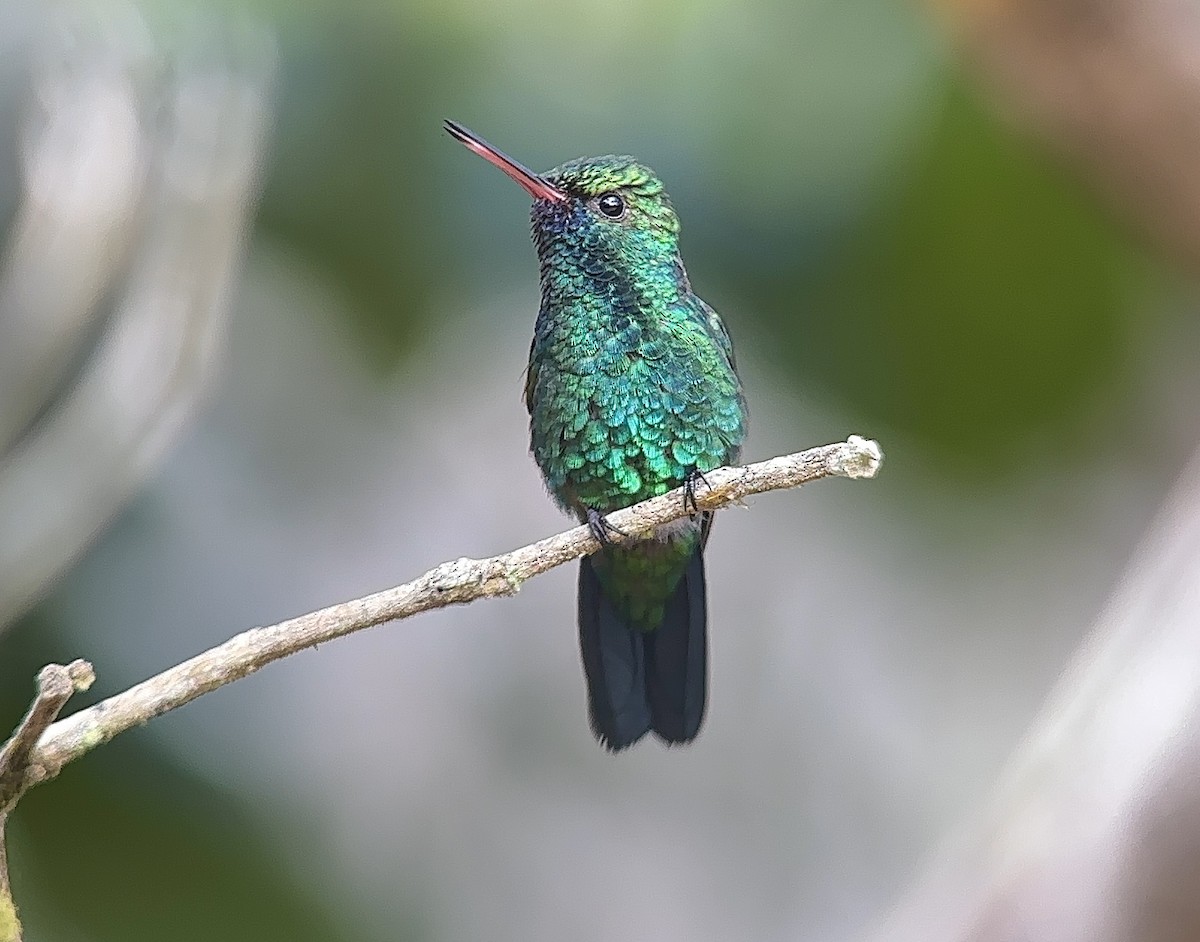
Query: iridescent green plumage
[[527, 156, 744, 630], [445, 122, 747, 749]]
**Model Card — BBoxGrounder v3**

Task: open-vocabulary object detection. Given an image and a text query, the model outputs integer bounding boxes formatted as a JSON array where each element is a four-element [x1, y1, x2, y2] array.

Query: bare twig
[[0, 814, 14, 942], [0, 661, 93, 811], [2, 437, 881, 798], [0, 659, 93, 942]]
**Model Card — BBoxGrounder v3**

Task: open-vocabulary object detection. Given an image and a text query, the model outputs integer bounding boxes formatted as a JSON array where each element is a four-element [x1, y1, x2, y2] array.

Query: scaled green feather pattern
[[446, 119, 746, 747], [526, 156, 746, 629]]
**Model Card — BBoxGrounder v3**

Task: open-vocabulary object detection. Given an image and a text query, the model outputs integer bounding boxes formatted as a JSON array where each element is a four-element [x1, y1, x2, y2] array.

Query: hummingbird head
[[445, 120, 683, 290], [537, 155, 681, 244]]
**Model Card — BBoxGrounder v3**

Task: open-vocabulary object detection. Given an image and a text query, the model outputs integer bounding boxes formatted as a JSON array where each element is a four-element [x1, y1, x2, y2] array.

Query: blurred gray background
[[2, 0, 1199, 939]]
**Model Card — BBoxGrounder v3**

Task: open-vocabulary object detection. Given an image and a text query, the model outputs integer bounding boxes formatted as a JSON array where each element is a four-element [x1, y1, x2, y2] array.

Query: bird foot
[[683, 468, 712, 515], [586, 507, 629, 546]]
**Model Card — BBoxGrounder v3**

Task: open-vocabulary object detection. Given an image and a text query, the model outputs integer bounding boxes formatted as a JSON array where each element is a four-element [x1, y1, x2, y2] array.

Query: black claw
[[586, 507, 629, 546], [683, 468, 712, 515]]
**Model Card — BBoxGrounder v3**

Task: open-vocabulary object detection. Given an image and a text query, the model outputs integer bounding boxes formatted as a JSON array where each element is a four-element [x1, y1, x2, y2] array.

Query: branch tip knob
[[832, 436, 883, 479]]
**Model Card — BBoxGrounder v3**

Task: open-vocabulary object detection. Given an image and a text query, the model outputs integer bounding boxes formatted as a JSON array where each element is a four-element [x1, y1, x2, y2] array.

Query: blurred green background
[[2, 0, 1196, 939]]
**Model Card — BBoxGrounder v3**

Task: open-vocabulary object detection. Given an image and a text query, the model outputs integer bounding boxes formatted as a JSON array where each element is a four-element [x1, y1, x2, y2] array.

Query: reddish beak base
[[444, 119, 567, 203]]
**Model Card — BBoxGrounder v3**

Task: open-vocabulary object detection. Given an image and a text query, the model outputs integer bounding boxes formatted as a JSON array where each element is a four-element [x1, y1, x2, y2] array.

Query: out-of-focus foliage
[[0, 1, 270, 627], [779, 86, 1144, 469], [259, 23, 450, 365]]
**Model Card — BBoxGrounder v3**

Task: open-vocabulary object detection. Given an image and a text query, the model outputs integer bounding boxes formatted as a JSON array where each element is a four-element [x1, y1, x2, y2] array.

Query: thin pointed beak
[[444, 119, 567, 203]]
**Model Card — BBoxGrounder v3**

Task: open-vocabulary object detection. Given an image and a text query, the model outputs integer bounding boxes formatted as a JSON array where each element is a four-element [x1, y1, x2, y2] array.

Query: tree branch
[[0, 661, 94, 812], [0, 816, 14, 942], [0, 659, 94, 942], [3, 436, 881, 799]]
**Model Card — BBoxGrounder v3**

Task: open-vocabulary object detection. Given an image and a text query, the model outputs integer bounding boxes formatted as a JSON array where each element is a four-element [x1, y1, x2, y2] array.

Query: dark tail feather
[[645, 548, 707, 744], [578, 556, 652, 750], [577, 549, 708, 750]]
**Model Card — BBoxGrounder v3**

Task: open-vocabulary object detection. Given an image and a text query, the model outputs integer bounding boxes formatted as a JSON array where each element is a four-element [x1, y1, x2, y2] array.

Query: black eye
[[596, 193, 625, 218]]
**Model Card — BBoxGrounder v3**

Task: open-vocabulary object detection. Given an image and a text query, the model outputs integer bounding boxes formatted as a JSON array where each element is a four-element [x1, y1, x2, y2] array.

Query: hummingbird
[[445, 120, 747, 750]]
